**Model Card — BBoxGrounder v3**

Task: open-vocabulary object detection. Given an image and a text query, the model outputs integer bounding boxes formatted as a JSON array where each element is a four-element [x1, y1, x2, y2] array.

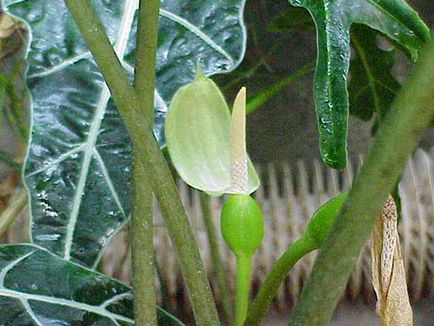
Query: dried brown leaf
[[372, 196, 412, 326]]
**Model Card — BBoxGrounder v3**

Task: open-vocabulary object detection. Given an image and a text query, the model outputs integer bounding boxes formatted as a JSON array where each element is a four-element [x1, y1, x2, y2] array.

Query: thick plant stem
[[200, 193, 233, 324], [63, 1, 220, 325], [289, 39, 434, 326], [134, 0, 160, 107], [235, 254, 252, 326], [130, 158, 156, 325], [244, 237, 316, 326], [129, 0, 160, 325]]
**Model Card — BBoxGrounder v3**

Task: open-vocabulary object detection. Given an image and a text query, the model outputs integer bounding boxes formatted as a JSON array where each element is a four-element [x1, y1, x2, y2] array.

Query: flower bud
[[220, 194, 264, 257], [305, 192, 348, 248]]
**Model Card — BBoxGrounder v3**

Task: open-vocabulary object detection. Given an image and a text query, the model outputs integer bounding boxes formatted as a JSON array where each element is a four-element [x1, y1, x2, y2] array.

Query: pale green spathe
[[165, 68, 259, 196]]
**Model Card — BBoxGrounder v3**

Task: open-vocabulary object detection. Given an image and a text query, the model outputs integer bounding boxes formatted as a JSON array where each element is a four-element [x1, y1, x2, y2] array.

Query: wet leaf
[[0, 244, 184, 325], [4, 0, 247, 267], [371, 196, 412, 326], [349, 25, 400, 123], [288, 0, 430, 169]]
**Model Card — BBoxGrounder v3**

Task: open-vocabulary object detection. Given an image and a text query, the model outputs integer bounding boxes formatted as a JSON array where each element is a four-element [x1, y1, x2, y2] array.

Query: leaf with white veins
[[0, 244, 184, 325]]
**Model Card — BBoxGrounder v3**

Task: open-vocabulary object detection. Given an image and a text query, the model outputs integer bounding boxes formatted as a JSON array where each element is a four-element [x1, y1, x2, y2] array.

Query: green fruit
[[220, 194, 264, 257]]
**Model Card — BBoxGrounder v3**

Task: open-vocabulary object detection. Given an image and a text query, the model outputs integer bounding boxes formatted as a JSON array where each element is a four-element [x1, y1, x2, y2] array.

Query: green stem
[[289, 39, 434, 325], [155, 256, 171, 311], [129, 0, 160, 324], [0, 189, 27, 237], [244, 237, 316, 326], [200, 192, 233, 324], [235, 254, 252, 326], [130, 154, 157, 325], [63, 1, 219, 324], [246, 63, 314, 114]]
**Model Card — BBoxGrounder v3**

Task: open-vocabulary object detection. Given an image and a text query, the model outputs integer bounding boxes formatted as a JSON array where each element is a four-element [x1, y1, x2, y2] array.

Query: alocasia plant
[[288, 0, 430, 169], [0, 0, 433, 325]]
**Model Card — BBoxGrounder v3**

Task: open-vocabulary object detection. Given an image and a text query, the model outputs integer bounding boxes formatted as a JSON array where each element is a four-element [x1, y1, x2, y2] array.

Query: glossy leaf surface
[[4, 0, 247, 267], [0, 244, 184, 325], [349, 25, 400, 123], [288, 0, 430, 169]]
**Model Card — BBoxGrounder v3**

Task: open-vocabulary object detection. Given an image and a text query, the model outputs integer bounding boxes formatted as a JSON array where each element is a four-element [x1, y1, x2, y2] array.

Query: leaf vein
[[0, 251, 35, 287], [93, 148, 127, 218], [160, 8, 234, 65], [27, 52, 92, 79], [25, 144, 86, 178], [0, 288, 134, 324], [21, 299, 44, 326]]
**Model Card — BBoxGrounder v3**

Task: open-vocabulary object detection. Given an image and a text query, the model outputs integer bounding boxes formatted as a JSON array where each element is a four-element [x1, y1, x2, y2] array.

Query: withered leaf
[[372, 196, 412, 326]]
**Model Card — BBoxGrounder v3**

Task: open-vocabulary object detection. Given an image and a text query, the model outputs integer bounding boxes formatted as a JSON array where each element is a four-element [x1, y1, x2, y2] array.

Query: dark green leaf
[[349, 25, 400, 122], [4, 0, 247, 267], [0, 244, 184, 325], [288, 0, 430, 169]]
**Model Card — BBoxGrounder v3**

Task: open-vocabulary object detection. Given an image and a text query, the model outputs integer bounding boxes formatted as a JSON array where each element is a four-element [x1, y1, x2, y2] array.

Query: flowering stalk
[[166, 71, 264, 325], [223, 88, 264, 326]]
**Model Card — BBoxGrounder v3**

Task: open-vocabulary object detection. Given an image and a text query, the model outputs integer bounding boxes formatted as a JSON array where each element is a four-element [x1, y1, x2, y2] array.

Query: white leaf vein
[[0, 288, 134, 324], [160, 8, 234, 65], [63, 0, 137, 260]]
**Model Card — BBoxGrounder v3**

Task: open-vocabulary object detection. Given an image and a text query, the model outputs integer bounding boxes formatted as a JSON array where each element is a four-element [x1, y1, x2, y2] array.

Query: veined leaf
[[0, 244, 184, 325], [349, 25, 400, 123], [3, 0, 247, 267], [288, 0, 430, 169]]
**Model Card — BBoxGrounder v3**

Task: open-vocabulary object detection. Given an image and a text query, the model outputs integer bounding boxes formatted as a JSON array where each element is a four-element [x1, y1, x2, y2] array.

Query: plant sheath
[[244, 236, 316, 325], [129, 0, 160, 324], [63, 1, 220, 324], [289, 39, 434, 325], [0, 149, 21, 172], [0, 189, 27, 237]]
